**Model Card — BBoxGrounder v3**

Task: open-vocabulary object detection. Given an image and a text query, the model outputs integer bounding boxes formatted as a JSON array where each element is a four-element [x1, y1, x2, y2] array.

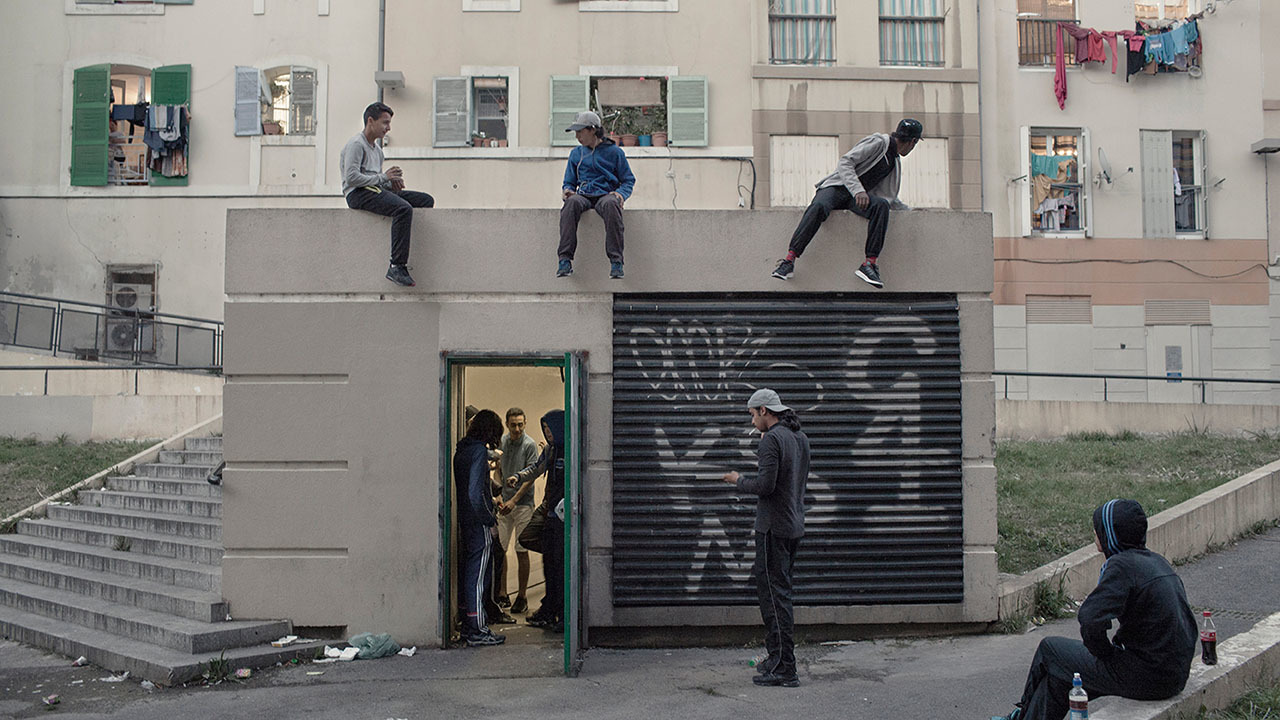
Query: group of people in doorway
[[452, 406, 568, 647], [340, 102, 924, 289]]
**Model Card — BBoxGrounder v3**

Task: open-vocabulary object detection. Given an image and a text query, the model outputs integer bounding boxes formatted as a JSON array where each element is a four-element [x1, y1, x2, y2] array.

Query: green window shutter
[[1141, 130, 1174, 238], [433, 76, 471, 147], [667, 75, 707, 147], [549, 75, 588, 147], [150, 64, 191, 186], [71, 64, 111, 187]]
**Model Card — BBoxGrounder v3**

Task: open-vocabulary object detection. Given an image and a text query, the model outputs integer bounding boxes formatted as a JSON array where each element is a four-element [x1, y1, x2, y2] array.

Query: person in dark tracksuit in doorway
[[453, 409, 506, 646], [990, 499, 1197, 720], [722, 389, 811, 687], [508, 409, 567, 633]]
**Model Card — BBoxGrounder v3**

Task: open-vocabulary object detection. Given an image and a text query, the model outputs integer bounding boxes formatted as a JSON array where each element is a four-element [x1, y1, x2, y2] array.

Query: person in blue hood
[[453, 409, 506, 646], [557, 111, 635, 280], [507, 409, 567, 632], [991, 499, 1197, 720]]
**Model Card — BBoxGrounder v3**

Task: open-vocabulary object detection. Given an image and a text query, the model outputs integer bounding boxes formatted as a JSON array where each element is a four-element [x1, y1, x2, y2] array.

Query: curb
[[1092, 611, 1280, 720], [998, 458, 1280, 620]]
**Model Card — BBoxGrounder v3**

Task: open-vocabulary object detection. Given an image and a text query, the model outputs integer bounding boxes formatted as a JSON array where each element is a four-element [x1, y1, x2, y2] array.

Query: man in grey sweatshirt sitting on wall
[[340, 102, 434, 287]]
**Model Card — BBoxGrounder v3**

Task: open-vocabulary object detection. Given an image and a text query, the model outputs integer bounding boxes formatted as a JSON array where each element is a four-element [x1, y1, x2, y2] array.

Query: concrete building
[[978, 0, 1280, 404]]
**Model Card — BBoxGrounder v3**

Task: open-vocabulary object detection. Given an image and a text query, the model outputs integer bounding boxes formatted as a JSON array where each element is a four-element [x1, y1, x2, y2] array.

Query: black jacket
[[453, 437, 496, 528], [737, 423, 810, 538]]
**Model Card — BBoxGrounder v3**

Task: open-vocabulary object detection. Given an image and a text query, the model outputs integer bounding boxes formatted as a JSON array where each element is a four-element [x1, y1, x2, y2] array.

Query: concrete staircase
[[0, 436, 318, 685]]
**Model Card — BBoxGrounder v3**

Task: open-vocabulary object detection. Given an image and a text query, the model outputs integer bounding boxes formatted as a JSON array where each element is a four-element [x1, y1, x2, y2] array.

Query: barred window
[[879, 0, 944, 67], [768, 0, 836, 66]]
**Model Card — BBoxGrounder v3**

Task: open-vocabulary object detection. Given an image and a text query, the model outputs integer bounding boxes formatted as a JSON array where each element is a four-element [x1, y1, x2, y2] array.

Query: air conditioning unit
[[109, 283, 153, 313], [103, 318, 155, 355]]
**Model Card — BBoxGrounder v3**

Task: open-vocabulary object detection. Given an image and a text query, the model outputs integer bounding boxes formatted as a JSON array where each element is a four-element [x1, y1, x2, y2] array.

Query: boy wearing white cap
[[722, 388, 811, 687], [558, 111, 636, 280]]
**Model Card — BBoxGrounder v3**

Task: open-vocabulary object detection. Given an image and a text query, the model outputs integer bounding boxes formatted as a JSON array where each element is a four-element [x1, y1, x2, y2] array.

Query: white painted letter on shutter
[[667, 76, 708, 147], [1140, 129, 1174, 238], [234, 65, 262, 136], [549, 75, 589, 148], [434, 76, 471, 148]]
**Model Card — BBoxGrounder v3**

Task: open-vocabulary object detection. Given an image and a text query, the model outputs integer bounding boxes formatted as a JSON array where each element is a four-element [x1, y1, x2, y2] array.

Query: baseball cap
[[565, 111, 602, 132], [746, 388, 790, 412], [895, 118, 923, 140]]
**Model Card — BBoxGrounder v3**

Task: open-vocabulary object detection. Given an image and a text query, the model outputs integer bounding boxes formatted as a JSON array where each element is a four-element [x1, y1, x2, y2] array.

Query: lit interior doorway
[[440, 353, 585, 676]]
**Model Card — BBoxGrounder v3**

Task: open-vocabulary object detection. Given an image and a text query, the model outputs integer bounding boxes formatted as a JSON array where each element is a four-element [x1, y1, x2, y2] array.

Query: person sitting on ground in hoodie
[[990, 498, 1197, 720], [557, 111, 635, 281]]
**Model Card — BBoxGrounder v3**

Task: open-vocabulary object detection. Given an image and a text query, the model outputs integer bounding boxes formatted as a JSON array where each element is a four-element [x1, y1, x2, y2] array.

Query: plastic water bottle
[[1200, 610, 1218, 665], [747, 652, 769, 668], [1068, 673, 1088, 720]]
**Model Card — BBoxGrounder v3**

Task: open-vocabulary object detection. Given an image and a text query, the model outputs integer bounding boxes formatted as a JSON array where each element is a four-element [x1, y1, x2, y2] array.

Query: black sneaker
[[386, 264, 416, 287], [772, 259, 794, 280], [510, 596, 528, 614], [491, 612, 516, 625], [609, 262, 624, 279], [526, 616, 551, 628], [464, 630, 506, 647], [556, 258, 573, 277], [855, 261, 883, 289], [496, 595, 511, 608], [752, 671, 800, 687]]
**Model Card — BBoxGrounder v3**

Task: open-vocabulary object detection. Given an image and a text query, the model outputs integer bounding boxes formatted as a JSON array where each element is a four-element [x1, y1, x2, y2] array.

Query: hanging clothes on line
[[144, 104, 190, 178]]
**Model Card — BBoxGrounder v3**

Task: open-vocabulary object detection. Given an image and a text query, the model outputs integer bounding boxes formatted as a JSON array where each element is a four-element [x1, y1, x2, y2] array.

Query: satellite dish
[[1097, 146, 1114, 185]]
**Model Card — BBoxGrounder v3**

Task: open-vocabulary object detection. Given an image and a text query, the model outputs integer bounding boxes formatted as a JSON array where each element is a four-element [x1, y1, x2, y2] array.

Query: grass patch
[[0, 436, 148, 519], [1194, 681, 1280, 719], [996, 431, 1280, 575]]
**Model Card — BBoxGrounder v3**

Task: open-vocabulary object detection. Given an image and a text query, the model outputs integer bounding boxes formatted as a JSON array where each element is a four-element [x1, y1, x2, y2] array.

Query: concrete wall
[[0, 395, 221, 442], [996, 399, 1280, 440], [223, 206, 995, 644]]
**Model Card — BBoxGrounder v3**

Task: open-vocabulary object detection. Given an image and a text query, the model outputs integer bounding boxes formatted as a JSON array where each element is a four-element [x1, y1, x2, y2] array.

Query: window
[[1141, 129, 1206, 237], [433, 75, 511, 147], [879, 0, 945, 67], [548, 75, 706, 148], [69, 0, 190, 12], [769, 0, 836, 66], [72, 63, 191, 187], [1021, 127, 1090, 235], [1017, 0, 1076, 66], [234, 66, 316, 137], [1135, 0, 1194, 22]]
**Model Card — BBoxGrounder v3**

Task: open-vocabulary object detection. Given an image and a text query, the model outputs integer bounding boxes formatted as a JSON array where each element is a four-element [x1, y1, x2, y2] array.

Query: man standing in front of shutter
[[558, 111, 635, 280], [722, 389, 811, 688], [340, 102, 434, 287], [771, 118, 923, 289]]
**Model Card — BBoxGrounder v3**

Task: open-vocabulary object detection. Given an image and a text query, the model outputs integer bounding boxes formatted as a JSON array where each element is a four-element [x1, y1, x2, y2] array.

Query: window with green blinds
[[879, 0, 944, 67], [768, 0, 836, 66]]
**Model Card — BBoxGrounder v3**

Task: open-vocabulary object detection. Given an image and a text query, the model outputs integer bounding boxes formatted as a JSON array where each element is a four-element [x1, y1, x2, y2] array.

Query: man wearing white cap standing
[[558, 110, 635, 280], [722, 388, 811, 688]]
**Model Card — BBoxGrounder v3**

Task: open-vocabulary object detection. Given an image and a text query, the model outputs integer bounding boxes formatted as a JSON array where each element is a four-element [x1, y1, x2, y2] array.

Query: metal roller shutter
[[612, 293, 963, 607]]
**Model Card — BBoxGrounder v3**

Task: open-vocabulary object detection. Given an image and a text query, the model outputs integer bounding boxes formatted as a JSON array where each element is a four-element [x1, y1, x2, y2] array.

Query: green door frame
[[439, 351, 584, 676]]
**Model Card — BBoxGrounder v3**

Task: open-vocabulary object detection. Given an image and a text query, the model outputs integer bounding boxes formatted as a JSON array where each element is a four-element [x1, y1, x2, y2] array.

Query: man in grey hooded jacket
[[771, 118, 922, 288]]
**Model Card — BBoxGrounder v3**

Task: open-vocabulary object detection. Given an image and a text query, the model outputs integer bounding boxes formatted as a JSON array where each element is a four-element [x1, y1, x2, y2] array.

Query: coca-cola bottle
[[1200, 610, 1217, 665]]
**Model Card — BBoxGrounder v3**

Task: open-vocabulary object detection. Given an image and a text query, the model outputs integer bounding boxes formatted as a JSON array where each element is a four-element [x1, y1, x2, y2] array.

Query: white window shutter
[[667, 76, 708, 147], [1019, 126, 1031, 237], [290, 66, 317, 136], [769, 135, 838, 207], [1080, 127, 1092, 237], [434, 76, 471, 148], [899, 137, 950, 208], [549, 75, 589, 148], [1198, 130, 1208, 238], [1140, 129, 1174, 238], [234, 65, 262, 136]]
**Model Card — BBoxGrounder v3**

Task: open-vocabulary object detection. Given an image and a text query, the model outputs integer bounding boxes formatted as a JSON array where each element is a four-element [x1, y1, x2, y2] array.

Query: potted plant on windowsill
[[471, 131, 488, 148]]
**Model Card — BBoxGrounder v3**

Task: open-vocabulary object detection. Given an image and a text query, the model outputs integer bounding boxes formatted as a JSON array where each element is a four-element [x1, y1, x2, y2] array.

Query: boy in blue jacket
[[558, 111, 635, 280]]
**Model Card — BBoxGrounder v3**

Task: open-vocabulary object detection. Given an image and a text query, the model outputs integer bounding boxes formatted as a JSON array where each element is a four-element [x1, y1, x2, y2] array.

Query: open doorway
[[440, 353, 585, 676]]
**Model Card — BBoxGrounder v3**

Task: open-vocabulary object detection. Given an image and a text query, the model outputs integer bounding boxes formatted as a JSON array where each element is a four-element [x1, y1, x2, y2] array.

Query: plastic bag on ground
[[348, 632, 400, 660]]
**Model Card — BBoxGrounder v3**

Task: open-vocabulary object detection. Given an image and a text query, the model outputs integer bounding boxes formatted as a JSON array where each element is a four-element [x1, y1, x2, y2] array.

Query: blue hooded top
[[512, 410, 566, 512], [562, 139, 635, 199]]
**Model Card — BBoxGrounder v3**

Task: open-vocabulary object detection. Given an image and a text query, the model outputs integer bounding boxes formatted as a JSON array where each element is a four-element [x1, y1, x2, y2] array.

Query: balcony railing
[[1018, 17, 1079, 67]]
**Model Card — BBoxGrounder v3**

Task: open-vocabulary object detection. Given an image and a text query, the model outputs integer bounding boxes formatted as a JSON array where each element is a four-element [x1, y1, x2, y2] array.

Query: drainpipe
[[377, 0, 386, 103], [975, 0, 986, 211]]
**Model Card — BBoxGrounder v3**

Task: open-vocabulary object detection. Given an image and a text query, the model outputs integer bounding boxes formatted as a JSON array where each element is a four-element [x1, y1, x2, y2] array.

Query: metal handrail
[[993, 370, 1280, 404], [0, 291, 222, 326]]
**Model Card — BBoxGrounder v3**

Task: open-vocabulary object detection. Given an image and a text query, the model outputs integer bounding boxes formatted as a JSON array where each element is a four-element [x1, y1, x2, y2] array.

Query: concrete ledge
[[1092, 612, 1280, 720], [999, 459, 1280, 620], [0, 395, 221, 442], [997, 399, 1280, 440]]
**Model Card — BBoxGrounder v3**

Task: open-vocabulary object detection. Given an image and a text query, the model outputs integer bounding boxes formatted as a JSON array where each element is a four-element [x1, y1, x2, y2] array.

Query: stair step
[[18, 519, 223, 565], [157, 450, 222, 466], [134, 463, 217, 480], [81, 489, 222, 519], [184, 436, 223, 452], [106, 475, 221, 498], [0, 576, 289, 654], [0, 534, 216, 591], [45, 505, 221, 541], [0, 603, 318, 686], [0, 555, 227, 622]]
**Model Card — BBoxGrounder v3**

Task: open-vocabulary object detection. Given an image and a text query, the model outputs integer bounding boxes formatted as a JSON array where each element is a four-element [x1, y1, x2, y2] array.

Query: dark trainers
[[855, 261, 884, 289], [609, 262, 624, 279], [491, 612, 516, 625], [510, 596, 528, 614], [752, 671, 800, 687], [556, 258, 573, 277], [772, 259, 795, 280], [464, 630, 506, 646], [496, 595, 511, 608], [386, 264, 415, 287]]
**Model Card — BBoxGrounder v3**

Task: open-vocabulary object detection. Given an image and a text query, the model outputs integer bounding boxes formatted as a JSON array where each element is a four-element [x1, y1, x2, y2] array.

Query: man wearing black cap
[[722, 388, 811, 688], [772, 118, 923, 288], [990, 499, 1197, 720], [559, 110, 636, 280]]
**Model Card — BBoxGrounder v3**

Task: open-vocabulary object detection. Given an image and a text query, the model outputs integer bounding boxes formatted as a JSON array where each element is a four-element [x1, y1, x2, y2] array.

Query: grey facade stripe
[[611, 293, 964, 607]]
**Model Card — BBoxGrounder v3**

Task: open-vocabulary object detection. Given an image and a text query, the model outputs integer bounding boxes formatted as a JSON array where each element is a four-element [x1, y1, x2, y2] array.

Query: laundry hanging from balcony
[[143, 104, 189, 178], [1053, 14, 1203, 110]]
